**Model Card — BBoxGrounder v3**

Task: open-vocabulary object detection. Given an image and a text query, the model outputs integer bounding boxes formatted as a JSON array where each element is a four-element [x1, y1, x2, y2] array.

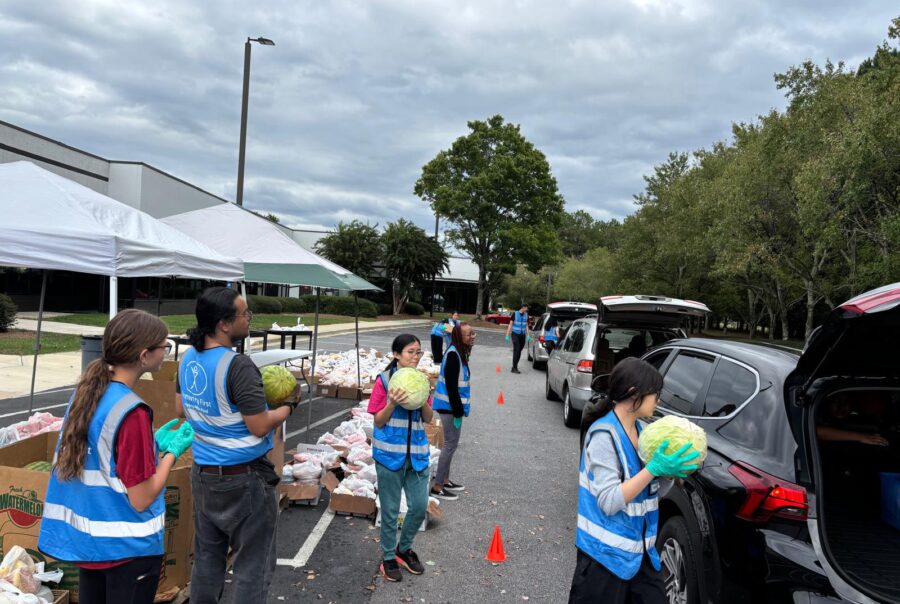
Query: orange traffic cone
[[486, 525, 506, 563], [497, 391, 505, 405], [496, 364, 502, 374]]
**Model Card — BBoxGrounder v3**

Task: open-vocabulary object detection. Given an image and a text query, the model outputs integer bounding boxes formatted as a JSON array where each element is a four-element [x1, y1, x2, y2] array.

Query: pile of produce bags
[[0, 413, 63, 448], [312, 348, 387, 388], [0, 546, 63, 603]]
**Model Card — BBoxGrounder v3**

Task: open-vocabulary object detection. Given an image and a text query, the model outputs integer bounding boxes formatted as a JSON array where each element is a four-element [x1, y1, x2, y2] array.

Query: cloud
[[0, 0, 895, 231]]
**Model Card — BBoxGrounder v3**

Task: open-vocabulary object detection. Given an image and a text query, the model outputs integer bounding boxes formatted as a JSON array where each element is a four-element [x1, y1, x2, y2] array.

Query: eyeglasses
[[405, 350, 424, 357], [236, 310, 254, 320], [149, 344, 173, 355]]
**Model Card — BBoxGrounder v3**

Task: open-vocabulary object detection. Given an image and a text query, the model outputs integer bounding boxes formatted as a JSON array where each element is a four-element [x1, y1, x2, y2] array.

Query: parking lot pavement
[[264, 335, 580, 603]]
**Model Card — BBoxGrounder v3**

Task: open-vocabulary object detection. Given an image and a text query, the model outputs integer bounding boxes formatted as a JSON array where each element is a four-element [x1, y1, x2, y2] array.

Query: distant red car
[[484, 312, 536, 327]]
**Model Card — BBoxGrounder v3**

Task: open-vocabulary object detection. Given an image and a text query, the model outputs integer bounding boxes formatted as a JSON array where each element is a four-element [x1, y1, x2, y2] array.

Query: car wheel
[[563, 386, 581, 428], [545, 371, 559, 401], [659, 516, 701, 604]]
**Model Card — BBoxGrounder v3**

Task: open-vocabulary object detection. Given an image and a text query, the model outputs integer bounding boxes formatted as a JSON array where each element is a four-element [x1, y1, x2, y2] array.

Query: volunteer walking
[[504, 303, 529, 373], [429, 311, 459, 364], [177, 287, 298, 604], [569, 358, 699, 603], [431, 322, 476, 500], [368, 334, 434, 582], [39, 309, 194, 604]]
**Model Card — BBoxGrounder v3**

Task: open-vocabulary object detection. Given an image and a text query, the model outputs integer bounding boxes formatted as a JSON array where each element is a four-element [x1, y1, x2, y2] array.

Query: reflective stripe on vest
[[431, 322, 446, 337], [432, 345, 471, 416], [179, 347, 272, 465], [372, 370, 429, 471], [39, 383, 165, 562], [575, 413, 661, 580], [512, 311, 528, 334]]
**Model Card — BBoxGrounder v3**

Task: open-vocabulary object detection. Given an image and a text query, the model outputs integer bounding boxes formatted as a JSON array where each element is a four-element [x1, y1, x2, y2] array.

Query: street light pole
[[430, 213, 439, 318], [236, 36, 275, 206]]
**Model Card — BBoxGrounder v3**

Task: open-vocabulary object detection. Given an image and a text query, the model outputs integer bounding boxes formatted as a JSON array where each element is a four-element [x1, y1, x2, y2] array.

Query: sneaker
[[396, 548, 424, 575], [444, 480, 465, 492], [380, 559, 402, 582], [511, 368, 521, 374], [431, 487, 459, 501]]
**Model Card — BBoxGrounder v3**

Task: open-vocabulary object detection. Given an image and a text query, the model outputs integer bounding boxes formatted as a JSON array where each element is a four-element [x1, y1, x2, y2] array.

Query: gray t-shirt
[[176, 353, 267, 416]]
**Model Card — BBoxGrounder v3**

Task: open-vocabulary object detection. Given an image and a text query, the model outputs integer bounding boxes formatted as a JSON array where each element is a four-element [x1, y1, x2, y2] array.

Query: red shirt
[[76, 405, 158, 570]]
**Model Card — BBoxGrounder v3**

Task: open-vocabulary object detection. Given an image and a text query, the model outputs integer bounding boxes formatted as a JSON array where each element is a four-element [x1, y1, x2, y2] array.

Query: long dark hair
[[580, 357, 663, 446], [450, 322, 472, 365], [56, 309, 168, 480], [384, 334, 421, 373], [187, 287, 239, 351]]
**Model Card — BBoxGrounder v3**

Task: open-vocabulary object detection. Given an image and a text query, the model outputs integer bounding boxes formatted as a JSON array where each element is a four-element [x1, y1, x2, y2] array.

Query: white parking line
[[285, 407, 352, 440], [276, 508, 336, 567], [0, 401, 70, 419]]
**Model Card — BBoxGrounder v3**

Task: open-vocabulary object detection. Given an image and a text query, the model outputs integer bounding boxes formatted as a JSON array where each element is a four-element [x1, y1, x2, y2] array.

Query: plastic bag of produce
[[260, 366, 298, 408], [0, 547, 37, 594], [291, 460, 322, 484], [387, 368, 431, 410], [637, 415, 708, 470]]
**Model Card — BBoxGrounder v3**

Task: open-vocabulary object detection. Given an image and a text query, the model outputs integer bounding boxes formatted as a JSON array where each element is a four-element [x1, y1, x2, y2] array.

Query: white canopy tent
[[0, 161, 245, 407]]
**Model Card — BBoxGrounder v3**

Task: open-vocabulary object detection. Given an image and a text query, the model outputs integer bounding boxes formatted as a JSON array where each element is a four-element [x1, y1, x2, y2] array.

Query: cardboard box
[[0, 432, 193, 603], [425, 418, 444, 449], [52, 590, 68, 604], [152, 360, 179, 383], [321, 470, 376, 517], [336, 386, 362, 401], [316, 384, 337, 398]]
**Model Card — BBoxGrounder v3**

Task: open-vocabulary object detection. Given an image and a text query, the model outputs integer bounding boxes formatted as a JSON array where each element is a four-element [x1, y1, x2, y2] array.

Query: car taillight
[[538, 335, 545, 343], [577, 360, 593, 373], [728, 461, 808, 522]]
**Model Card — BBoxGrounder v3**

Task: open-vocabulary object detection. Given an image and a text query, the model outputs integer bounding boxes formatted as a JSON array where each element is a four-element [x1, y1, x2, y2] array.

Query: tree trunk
[[804, 280, 816, 340], [475, 268, 487, 317], [747, 289, 759, 340], [765, 303, 776, 341], [776, 279, 790, 341]]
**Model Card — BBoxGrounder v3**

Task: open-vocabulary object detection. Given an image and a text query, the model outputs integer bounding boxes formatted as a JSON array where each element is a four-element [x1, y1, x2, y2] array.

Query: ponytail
[[187, 326, 208, 351], [189, 287, 239, 352], [55, 359, 111, 480]]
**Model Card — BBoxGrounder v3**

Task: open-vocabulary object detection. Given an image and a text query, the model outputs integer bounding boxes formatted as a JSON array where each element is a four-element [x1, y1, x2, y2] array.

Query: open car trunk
[[810, 384, 900, 603]]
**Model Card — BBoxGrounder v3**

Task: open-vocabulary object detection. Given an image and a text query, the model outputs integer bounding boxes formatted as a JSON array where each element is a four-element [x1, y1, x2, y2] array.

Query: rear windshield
[[593, 328, 677, 354]]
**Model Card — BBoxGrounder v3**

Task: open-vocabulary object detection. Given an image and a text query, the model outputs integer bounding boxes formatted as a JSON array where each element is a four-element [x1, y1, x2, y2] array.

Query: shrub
[[404, 301, 425, 316], [247, 295, 282, 314], [299, 294, 378, 318], [277, 297, 306, 314], [378, 303, 394, 316], [0, 294, 17, 332]]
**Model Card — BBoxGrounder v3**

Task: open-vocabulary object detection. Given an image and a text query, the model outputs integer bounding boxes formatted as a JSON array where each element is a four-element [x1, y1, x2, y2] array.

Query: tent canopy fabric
[[0, 161, 245, 281], [161, 203, 381, 291]]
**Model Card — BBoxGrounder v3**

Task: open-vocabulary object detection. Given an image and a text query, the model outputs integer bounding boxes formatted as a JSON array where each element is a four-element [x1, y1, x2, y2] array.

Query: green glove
[[162, 422, 195, 459], [154, 419, 179, 452], [526, 335, 531, 343], [645, 441, 700, 478], [453, 417, 462, 430], [505, 335, 510, 343]]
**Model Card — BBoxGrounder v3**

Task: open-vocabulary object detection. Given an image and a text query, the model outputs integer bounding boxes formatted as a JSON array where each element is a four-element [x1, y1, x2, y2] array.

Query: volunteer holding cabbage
[[368, 334, 434, 582], [176, 287, 297, 604], [39, 309, 193, 604], [570, 357, 701, 604]]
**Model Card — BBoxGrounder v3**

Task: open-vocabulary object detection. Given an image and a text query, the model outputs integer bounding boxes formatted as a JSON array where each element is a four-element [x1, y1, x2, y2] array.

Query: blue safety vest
[[545, 326, 559, 342], [39, 382, 165, 562], [179, 347, 272, 465], [576, 412, 661, 580], [512, 311, 528, 334], [431, 322, 446, 338], [372, 370, 430, 472], [433, 345, 471, 417]]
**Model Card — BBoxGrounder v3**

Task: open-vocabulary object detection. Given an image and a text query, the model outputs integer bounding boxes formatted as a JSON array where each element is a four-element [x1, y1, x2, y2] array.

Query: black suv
[[588, 282, 900, 603]]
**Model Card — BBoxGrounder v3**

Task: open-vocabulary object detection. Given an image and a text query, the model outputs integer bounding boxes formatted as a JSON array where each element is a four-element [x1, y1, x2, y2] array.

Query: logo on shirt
[[184, 361, 208, 397]]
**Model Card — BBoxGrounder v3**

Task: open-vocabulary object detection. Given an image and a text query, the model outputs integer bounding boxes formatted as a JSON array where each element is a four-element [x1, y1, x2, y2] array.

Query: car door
[[564, 323, 588, 389], [549, 325, 572, 391], [557, 323, 583, 391], [657, 348, 717, 416]]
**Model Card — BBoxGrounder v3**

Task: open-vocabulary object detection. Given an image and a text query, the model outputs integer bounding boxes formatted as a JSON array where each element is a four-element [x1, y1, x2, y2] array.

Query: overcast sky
[[1, 1, 895, 232]]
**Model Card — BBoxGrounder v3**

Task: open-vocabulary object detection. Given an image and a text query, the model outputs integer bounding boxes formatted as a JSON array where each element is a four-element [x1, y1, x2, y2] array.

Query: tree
[[500, 264, 553, 310], [314, 220, 382, 280], [381, 219, 449, 314], [415, 115, 566, 315], [554, 247, 616, 302], [250, 210, 281, 223]]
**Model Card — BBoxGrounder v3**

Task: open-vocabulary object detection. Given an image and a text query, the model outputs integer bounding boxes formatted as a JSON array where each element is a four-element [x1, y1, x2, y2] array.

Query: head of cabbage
[[637, 415, 708, 471], [388, 367, 431, 410], [261, 365, 298, 408]]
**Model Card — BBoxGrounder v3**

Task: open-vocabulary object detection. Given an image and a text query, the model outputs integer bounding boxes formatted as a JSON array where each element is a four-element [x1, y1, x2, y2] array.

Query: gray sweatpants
[[435, 413, 462, 485]]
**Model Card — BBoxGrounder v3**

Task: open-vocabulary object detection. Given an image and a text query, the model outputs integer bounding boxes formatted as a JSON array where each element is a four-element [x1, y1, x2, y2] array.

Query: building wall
[[131, 163, 226, 218]]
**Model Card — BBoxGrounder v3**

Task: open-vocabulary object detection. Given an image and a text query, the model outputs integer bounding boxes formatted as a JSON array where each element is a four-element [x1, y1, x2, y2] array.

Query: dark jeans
[[431, 334, 444, 364], [511, 332, 526, 369], [78, 555, 163, 604], [190, 462, 279, 604], [569, 549, 666, 604]]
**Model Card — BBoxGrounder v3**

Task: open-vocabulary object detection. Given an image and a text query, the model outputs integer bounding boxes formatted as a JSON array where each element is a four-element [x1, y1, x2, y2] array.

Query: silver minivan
[[527, 301, 598, 368], [546, 295, 711, 428]]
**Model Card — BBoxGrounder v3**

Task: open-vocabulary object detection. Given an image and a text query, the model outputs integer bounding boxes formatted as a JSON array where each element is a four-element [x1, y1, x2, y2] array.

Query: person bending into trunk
[[368, 334, 434, 582], [569, 358, 699, 604]]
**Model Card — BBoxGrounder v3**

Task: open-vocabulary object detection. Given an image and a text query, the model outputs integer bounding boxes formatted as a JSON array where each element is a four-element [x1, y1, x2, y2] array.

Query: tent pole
[[239, 281, 249, 353], [109, 276, 117, 321], [307, 287, 321, 436], [28, 270, 49, 413], [354, 293, 361, 401]]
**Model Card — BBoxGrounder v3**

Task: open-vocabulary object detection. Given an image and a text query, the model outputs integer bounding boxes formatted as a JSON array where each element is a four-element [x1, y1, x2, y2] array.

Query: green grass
[[0, 330, 82, 355], [47, 312, 374, 334]]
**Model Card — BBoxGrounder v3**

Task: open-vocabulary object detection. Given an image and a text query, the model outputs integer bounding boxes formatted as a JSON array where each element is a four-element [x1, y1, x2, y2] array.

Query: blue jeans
[[375, 459, 430, 560]]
